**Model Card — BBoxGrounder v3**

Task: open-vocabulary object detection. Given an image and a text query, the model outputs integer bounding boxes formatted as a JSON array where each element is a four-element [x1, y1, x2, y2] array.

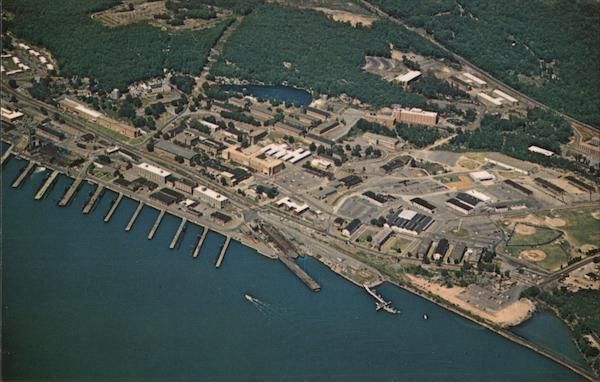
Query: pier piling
[[215, 236, 231, 268], [125, 201, 144, 232], [148, 209, 166, 240], [11, 161, 35, 188], [192, 228, 208, 258], [82, 185, 105, 214], [104, 193, 123, 222], [34, 170, 59, 200], [170, 218, 187, 249], [1, 145, 13, 165], [59, 178, 83, 207]]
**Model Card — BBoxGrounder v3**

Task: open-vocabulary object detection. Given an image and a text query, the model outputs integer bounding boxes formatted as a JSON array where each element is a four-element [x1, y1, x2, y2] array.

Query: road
[[538, 254, 600, 287]]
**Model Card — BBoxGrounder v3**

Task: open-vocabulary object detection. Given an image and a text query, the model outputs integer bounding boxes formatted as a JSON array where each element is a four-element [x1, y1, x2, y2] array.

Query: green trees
[[395, 123, 441, 147], [350, 119, 397, 138]]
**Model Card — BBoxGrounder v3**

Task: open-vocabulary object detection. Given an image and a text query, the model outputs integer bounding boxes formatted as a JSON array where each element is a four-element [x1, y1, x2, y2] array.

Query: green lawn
[[507, 224, 562, 246], [545, 208, 600, 247]]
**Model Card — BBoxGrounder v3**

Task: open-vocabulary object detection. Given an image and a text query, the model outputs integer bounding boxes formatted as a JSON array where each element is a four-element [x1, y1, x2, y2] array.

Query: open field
[[507, 224, 562, 246], [387, 236, 412, 253]]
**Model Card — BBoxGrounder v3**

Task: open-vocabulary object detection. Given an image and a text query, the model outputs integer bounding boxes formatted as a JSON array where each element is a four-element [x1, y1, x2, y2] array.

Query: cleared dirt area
[[514, 223, 536, 236], [544, 216, 566, 227], [444, 175, 473, 190], [519, 249, 547, 262], [312, 7, 377, 27]]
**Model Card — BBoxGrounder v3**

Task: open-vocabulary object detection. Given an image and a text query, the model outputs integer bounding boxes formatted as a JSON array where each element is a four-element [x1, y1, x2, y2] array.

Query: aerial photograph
[[1, 0, 599, 381]]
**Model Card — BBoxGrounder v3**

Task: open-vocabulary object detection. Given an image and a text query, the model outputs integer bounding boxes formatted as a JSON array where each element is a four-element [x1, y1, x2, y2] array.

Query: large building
[[58, 97, 140, 138], [154, 140, 199, 165], [133, 162, 171, 184], [193, 185, 229, 209], [222, 145, 285, 176], [392, 106, 438, 126], [395, 70, 422, 87], [385, 209, 434, 236]]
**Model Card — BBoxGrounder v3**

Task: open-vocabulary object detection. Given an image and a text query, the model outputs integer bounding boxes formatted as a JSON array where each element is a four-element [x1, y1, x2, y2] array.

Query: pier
[[104, 193, 123, 222], [192, 228, 209, 258], [148, 209, 166, 240], [82, 185, 105, 214], [59, 178, 83, 207], [125, 201, 144, 232], [279, 256, 321, 291], [11, 161, 35, 188], [34, 170, 59, 200], [215, 236, 231, 268], [170, 218, 187, 249], [1, 145, 12, 165]]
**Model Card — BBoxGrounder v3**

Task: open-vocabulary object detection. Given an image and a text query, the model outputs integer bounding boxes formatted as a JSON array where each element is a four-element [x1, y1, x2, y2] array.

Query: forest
[[395, 123, 441, 148], [211, 4, 453, 108], [368, 0, 600, 126], [5, 0, 230, 90]]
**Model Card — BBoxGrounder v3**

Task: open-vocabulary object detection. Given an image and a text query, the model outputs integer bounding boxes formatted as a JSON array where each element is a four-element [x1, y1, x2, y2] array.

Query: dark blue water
[[1, 156, 586, 381], [220, 84, 312, 106]]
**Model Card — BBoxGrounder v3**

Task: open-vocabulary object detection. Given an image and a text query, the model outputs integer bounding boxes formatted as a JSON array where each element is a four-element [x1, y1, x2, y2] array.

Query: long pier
[[170, 218, 187, 249], [11, 161, 35, 188], [148, 209, 166, 239], [82, 185, 105, 214], [1, 145, 12, 165], [104, 193, 123, 222], [192, 228, 209, 258], [59, 178, 83, 207], [34, 170, 59, 200], [279, 256, 321, 291], [125, 201, 144, 232], [215, 236, 231, 268]]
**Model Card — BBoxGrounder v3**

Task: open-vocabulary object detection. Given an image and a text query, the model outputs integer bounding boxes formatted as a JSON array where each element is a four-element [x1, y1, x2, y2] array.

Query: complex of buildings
[[392, 106, 438, 126], [385, 208, 434, 236], [222, 145, 285, 176], [133, 162, 171, 184]]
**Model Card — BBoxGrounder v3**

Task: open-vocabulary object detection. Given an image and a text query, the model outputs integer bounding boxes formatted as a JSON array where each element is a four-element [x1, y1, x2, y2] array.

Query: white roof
[[18, 43, 31, 50], [276, 197, 309, 213], [136, 162, 171, 178], [194, 186, 228, 201], [493, 89, 518, 103], [465, 189, 491, 202], [528, 145, 554, 157], [11, 56, 20, 64], [74, 103, 102, 119], [402, 107, 438, 118], [28, 50, 40, 57], [46, 64, 54, 71], [200, 120, 220, 131], [398, 209, 417, 220], [463, 72, 487, 85], [477, 93, 503, 106], [39, 56, 47, 63], [1, 107, 24, 120], [469, 170, 495, 181], [395, 70, 421, 83]]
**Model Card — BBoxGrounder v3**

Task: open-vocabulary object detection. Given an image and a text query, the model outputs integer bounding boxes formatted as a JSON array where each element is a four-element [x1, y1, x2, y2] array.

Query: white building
[[275, 197, 309, 214], [493, 89, 518, 105], [469, 170, 495, 182], [193, 186, 229, 209], [462, 72, 487, 87], [528, 145, 554, 157], [477, 92, 503, 107], [395, 70, 421, 86], [133, 162, 171, 184]]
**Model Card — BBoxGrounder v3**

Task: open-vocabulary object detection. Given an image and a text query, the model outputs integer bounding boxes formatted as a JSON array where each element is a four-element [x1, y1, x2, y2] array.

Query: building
[[133, 162, 171, 184], [197, 137, 226, 156], [433, 239, 449, 261], [446, 198, 473, 214], [259, 143, 312, 164], [469, 170, 495, 182], [193, 185, 229, 209], [175, 130, 200, 147], [305, 106, 331, 120], [338, 175, 363, 188], [485, 153, 537, 175], [343, 218, 362, 237], [410, 197, 436, 214], [534, 177, 565, 196], [464, 189, 491, 203], [462, 73, 487, 88], [418, 239, 433, 259], [210, 211, 232, 225], [477, 93, 503, 107], [35, 124, 66, 141], [565, 176, 595, 193], [222, 145, 285, 176], [310, 158, 333, 171], [385, 209, 434, 236], [449, 242, 467, 264], [154, 140, 199, 165], [166, 175, 197, 194], [528, 145, 555, 157], [275, 197, 309, 215], [392, 106, 438, 126], [455, 192, 482, 208], [363, 132, 400, 150], [504, 179, 533, 195], [493, 89, 518, 105], [372, 227, 394, 251], [1, 107, 24, 122], [395, 70, 422, 87]]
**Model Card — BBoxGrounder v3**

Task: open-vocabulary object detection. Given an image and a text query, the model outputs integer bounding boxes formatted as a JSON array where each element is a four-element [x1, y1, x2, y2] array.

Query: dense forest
[[4, 0, 231, 90], [369, 0, 600, 126], [211, 4, 453, 108], [445, 109, 599, 179]]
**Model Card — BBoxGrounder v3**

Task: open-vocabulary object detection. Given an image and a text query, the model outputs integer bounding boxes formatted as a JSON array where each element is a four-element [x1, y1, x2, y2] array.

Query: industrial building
[[343, 218, 362, 237], [133, 162, 171, 184], [493, 89, 518, 105], [193, 185, 229, 209], [410, 197, 436, 214], [372, 227, 394, 251], [385, 209, 434, 236], [565, 176, 595, 193], [455, 192, 482, 208], [395, 70, 422, 87], [154, 140, 199, 165], [448, 242, 467, 264], [363, 132, 400, 150], [392, 106, 438, 126], [1, 107, 24, 122], [461, 72, 487, 88], [477, 93, 504, 107], [433, 239, 449, 261], [528, 145, 555, 157], [446, 198, 473, 214], [469, 170, 496, 183], [166, 175, 197, 194], [276, 197, 309, 215], [259, 143, 312, 164], [222, 145, 285, 176]]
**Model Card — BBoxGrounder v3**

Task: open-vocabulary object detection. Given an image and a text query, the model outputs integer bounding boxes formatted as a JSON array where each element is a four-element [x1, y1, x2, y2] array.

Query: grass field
[[544, 208, 600, 248], [507, 240, 570, 271], [507, 224, 562, 246], [388, 236, 412, 253]]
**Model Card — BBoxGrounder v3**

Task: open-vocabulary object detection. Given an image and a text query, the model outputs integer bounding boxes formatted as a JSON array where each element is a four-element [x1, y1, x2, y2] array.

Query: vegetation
[[445, 109, 600, 179], [395, 123, 441, 147], [410, 73, 467, 100], [349, 119, 396, 138], [5, 0, 231, 90], [369, 0, 600, 125], [212, 4, 453, 108]]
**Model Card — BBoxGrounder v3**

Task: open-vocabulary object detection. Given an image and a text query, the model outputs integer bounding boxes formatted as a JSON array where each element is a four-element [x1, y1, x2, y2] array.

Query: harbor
[[192, 228, 208, 258], [215, 236, 230, 268], [11, 160, 35, 188], [82, 184, 105, 214], [170, 218, 187, 249], [126, 201, 144, 232], [104, 193, 123, 222], [34, 170, 59, 200], [58, 177, 83, 207], [148, 209, 166, 240]]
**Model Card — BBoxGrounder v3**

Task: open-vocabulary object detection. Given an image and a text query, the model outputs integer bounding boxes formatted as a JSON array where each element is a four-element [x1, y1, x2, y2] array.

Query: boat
[[364, 285, 400, 314], [423, 314, 428, 320], [244, 293, 254, 302]]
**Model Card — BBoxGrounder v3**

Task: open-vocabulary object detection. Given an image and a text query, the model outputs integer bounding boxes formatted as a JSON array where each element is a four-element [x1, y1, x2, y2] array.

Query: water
[[220, 84, 313, 106], [1, 157, 586, 381]]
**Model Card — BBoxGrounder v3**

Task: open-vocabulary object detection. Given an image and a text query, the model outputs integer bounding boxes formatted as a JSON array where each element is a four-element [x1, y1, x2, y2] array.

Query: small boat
[[423, 314, 428, 320], [244, 293, 254, 302]]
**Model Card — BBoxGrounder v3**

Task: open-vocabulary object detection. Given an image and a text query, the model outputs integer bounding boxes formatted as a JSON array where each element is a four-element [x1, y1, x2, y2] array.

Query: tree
[[146, 142, 154, 152], [175, 155, 184, 163], [309, 142, 317, 152], [8, 79, 18, 89]]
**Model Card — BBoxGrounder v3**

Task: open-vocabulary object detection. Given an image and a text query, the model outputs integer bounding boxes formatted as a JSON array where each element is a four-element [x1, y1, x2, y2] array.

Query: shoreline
[[3, 148, 596, 381]]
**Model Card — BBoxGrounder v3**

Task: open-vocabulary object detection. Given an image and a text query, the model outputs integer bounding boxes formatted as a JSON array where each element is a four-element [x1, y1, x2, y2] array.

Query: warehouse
[[528, 145, 555, 157], [469, 170, 495, 183], [193, 186, 229, 209], [395, 70, 422, 87], [154, 140, 199, 165], [410, 197, 436, 214], [342, 219, 362, 237], [446, 198, 473, 214], [385, 209, 434, 236], [433, 239, 449, 261], [133, 162, 171, 184]]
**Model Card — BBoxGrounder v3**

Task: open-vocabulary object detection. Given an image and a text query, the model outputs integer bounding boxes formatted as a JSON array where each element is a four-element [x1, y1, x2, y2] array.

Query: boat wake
[[245, 294, 275, 317]]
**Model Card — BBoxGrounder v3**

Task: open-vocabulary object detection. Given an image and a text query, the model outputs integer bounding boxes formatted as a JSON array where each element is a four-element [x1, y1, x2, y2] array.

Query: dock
[[59, 178, 83, 207], [11, 161, 35, 188], [147, 209, 166, 239], [170, 218, 187, 249], [192, 228, 209, 258], [1, 145, 12, 165], [125, 201, 144, 232], [104, 193, 123, 222], [34, 170, 59, 200], [215, 236, 231, 268], [279, 256, 321, 291], [82, 185, 105, 214]]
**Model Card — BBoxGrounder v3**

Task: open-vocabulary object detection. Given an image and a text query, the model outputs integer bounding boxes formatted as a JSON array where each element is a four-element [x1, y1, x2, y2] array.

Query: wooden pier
[[82, 185, 105, 214], [59, 178, 83, 207], [125, 201, 144, 232], [104, 193, 123, 222], [192, 228, 209, 258], [215, 236, 231, 268], [148, 209, 165, 239], [170, 218, 187, 249], [34, 170, 59, 200], [11, 161, 35, 188], [279, 256, 321, 291], [1, 145, 12, 165]]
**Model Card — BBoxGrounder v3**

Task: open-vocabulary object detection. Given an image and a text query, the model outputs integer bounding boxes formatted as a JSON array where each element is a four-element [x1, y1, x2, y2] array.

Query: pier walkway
[[170, 218, 187, 249], [11, 161, 35, 188], [148, 209, 165, 239], [59, 178, 83, 207], [125, 201, 144, 232], [192, 228, 208, 258], [104, 193, 123, 222], [82, 185, 105, 214], [1, 145, 12, 165], [34, 170, 59, 200], [215, 236, 231, 268]]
